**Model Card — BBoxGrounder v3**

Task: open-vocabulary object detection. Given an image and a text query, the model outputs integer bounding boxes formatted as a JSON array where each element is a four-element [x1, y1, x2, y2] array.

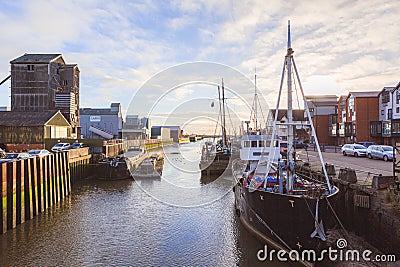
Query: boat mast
[[254, 69, 258, 131], [286, 20, 294, 192], [221, 78, 227, 148]]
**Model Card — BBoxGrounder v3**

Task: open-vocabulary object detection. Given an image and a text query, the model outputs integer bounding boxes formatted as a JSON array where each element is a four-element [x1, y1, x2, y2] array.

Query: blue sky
[[0, 0, 399, 133]]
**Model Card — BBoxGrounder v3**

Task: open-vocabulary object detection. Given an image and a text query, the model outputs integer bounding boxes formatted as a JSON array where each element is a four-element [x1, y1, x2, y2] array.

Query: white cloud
[[0, 0, 399, 130]]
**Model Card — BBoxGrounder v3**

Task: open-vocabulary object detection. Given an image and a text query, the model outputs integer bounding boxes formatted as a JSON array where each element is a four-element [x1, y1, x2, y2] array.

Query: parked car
[[28, 149, 52, 158], [17, 152, 31, 159], [1, 152, 31, 161], [366, 145, 395, 161], [51, 143, 70, 152], [70, 142, 84, 149], [0, 148, 6, 159], [341, 144, 367, 157], [356, 141, 377, 148], [0, 152, 14, 163]]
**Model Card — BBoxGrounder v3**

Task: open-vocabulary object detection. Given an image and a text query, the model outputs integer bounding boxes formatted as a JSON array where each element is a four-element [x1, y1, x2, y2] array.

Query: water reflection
[[0, 142, 297, 266]]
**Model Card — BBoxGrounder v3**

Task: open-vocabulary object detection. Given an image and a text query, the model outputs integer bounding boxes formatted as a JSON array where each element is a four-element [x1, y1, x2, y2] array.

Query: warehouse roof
[[10, 54, 63, 64], [0, 111, 69, 126]]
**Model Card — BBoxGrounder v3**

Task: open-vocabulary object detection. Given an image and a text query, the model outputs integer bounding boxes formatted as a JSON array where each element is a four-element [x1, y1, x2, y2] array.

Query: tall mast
[[286, 20, 294, 192], [264, 20, 334, 194], [254, 68, 258, 131], [217, 85, 222, 145], [221, 78, 227, 147]]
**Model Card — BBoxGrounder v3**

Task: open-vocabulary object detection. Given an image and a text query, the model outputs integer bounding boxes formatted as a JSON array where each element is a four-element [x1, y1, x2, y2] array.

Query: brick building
[[305, 95, 338, 145], [344, 91, 380, 144]]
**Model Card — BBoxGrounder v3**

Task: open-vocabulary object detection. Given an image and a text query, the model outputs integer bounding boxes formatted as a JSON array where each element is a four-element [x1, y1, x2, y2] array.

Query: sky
[[0, 0, 399, 134]]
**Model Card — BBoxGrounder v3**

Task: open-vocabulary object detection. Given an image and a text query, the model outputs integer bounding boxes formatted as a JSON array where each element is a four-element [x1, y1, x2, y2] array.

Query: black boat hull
[[234, 180, 339, 254], [199, 151, 232, 177], [91, 159, 132, 180]]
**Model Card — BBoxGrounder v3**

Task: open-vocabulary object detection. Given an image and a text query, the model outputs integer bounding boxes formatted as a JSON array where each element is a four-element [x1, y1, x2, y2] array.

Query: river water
[[0, 142, 297, 266]]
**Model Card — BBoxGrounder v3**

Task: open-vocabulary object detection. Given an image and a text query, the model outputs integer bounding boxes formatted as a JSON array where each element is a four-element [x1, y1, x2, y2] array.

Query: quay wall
[[0, 151, 90, 234], [331, 177, 400, 257]]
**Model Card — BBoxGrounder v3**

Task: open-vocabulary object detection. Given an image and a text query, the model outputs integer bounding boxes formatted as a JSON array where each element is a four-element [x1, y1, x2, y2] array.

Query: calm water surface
[[0, 142, 297, 266]]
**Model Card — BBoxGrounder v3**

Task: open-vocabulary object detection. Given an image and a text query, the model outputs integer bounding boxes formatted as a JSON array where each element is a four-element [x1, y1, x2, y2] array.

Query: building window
[[63, 80, 68, 85], [381, 110, 384, 116], [244, 141, 250, 147], [397, 107, 400, 114], [381, 91, 390, 103], [392, 121, 400, 135], [382, 122, 391, 136], [348, 96, 354, 114], [27, 65, 34, 71], [388, 109, 393, 120]]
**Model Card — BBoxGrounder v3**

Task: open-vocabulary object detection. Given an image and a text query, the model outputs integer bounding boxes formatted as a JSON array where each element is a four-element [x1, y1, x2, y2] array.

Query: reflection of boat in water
[[94, 156, 132, 180], [232, 21, 339, 266], [132, 156, 163, 180]]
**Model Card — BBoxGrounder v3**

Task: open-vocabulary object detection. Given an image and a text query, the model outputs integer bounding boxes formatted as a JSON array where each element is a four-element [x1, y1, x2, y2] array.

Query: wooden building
[[0, 110, 71, 151], [10, 54, 80, 137]]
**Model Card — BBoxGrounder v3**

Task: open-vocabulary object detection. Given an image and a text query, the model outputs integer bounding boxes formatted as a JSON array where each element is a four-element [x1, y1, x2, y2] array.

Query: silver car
[[341, 144, 367, 157], [51, 143, 71, 152], [28, 149, 52, 158], [366, 145, 395, 161]]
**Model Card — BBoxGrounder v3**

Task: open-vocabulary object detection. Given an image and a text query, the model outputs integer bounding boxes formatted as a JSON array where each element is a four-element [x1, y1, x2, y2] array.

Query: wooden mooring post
[[0, 150, 91, 234]]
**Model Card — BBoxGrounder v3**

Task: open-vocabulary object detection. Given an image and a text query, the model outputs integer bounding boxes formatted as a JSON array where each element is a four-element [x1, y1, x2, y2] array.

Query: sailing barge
[[199, 80, 233, 179], [232, 21, 339, 262]]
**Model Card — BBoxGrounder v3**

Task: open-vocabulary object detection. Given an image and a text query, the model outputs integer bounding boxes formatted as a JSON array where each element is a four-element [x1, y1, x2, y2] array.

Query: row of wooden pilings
[[0, 152, 90, 234]]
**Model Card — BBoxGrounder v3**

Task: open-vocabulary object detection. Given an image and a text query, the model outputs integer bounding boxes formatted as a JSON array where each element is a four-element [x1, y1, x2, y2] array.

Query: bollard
[[1, 162, 7, 234], [338, 168, 357, 183], [324, 163, 336, 176]]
